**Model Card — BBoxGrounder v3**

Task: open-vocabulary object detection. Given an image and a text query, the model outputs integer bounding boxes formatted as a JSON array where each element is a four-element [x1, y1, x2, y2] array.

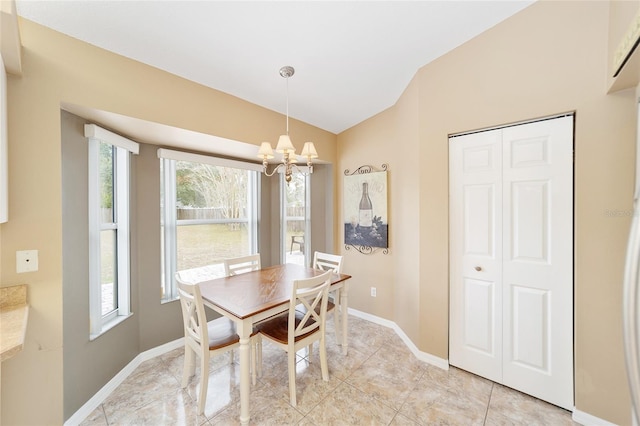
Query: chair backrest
[[176, 274, 208, 353], [175, 270, 194, 284], [289, 270, 332, 342], [223, 254, 261, 276], [313, 251, 344, 273]]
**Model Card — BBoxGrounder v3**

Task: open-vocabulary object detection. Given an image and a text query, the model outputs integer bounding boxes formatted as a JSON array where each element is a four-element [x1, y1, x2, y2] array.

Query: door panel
[[463, 277, 496, 355], [450, 115, 573, 410], [510, 284, 550, 372], [464, 184, 495, 257], [511, 180, 549, 262], [502, 116, 574, 410], [449, 129, 502, 383]]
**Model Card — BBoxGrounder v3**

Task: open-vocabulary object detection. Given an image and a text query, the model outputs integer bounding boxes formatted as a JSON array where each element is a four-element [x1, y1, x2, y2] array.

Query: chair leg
[[251, 338, 257, 386], [197, 351, 209, 415], [288, 349, 297, 407], [257, 335, 263, 378], [319, 335, 329, 382], [182, 345, 195, 388]]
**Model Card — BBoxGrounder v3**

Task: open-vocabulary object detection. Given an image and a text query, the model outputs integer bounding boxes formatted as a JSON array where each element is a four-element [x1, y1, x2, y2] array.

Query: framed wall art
[[343, 164, 388, 254]]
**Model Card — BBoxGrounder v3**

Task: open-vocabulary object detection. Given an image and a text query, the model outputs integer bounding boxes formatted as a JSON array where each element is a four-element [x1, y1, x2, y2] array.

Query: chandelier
[[257, 66, 318, 183]]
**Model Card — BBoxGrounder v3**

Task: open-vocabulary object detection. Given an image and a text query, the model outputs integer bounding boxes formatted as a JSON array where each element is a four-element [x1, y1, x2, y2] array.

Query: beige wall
[[338, 1, 636, 424], [1, 19, 336, 425]]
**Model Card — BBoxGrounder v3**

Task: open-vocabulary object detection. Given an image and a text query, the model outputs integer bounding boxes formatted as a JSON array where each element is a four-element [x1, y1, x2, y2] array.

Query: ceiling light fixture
[[257, 66, 318, 183]]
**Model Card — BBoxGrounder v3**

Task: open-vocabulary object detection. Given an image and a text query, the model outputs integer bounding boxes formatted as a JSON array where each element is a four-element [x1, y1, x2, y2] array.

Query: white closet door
[[449, 116, 573, 410], [501, 116, 574, 410], [449, 128, 503, 383]]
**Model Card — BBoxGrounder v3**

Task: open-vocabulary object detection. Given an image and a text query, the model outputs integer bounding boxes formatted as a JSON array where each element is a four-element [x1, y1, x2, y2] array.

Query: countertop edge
[[1, 304, 30, 362]]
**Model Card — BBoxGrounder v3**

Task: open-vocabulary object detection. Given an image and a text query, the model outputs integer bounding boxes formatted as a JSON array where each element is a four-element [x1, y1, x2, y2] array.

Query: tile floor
[[79, 315, 577, 425]]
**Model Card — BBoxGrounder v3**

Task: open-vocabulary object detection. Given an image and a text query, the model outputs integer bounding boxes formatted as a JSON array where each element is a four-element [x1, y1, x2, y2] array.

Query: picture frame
[[343, 164, 388, 254]]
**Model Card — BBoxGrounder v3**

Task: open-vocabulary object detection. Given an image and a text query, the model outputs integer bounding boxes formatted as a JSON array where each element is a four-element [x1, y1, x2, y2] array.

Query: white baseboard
[[572, 408, 619, 426], [64, 338, 184, 426], [347, 308, 449, 370]]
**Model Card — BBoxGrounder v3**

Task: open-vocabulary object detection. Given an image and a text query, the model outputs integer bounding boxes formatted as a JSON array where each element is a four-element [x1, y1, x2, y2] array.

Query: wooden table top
[[199, 263, 351, 320]]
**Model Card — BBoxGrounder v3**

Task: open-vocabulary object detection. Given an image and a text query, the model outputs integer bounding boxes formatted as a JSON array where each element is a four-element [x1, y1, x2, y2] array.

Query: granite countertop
[[0, 284, 29, 362]]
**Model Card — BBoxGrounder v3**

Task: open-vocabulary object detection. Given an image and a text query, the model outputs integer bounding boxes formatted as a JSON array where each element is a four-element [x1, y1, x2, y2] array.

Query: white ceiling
[[16, 1, 534, 136]]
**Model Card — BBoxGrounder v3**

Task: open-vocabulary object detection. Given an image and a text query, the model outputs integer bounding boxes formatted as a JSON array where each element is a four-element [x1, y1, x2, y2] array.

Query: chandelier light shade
[[275, 135, 295, 154], [257, 66, 318, 183], [257, 142, 274, 159], [301, 142, 318, 158]]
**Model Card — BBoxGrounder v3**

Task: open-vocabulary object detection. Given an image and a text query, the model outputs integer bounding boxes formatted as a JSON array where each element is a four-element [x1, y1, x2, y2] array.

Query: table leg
[[341, 284, 349, 355], [238, 319, 252, 425]]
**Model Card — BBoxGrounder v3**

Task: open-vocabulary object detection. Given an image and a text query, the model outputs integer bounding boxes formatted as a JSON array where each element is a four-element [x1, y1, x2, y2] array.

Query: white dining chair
[[222, 254, 263, 377], [176, 274, 259, 414], [223, 253, 261, 276], [312, 251, 344, 342], [256, 270, 332, 407]]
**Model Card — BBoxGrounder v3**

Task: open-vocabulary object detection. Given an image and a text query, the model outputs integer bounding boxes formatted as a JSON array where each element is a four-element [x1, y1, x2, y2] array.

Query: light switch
[[16, 250, 38, 273]]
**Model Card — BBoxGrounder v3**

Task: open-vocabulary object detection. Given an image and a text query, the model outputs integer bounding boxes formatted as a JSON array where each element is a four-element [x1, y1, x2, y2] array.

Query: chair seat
[[206, 317, 241, 350], [257, 311, 319, 344]]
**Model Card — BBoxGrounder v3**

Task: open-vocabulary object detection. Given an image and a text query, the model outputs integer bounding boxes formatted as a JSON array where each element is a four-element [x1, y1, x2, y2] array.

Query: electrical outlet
[[371, 287, 377, 297], [16, 250, 39, 273]]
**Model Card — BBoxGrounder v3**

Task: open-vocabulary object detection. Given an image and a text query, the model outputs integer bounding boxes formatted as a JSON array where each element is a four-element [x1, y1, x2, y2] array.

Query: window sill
[[89, 313, 133, 341], [161, 296, 179, 305]]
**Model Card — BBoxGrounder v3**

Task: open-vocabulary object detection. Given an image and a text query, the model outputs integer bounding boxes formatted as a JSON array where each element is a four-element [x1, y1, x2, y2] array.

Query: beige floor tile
[[407, 394, 487, 426], [209, 384, 303, 425], [347, 320, 400, 357], [485, 384, 576, 426], [107, 389, 206, 426], [343, 342, 425, 411], [183, 363, 245, 418], [346, 356, 423, 410], [102, 365, 181, 422], [304, 382, 397, 425], [368, 344, 427, 378], [389, 412, 421, 425], [324, 343, 371, 381], [259, 354, 342, 414]]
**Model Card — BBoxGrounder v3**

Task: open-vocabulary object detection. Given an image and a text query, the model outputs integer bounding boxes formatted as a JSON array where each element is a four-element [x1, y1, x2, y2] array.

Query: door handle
[[475, 266, 482, 271]]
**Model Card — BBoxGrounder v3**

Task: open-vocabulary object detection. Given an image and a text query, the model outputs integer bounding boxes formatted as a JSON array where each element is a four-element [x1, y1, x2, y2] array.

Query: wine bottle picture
[[358, 182, 373, 227], [344, 169, 388, 250]]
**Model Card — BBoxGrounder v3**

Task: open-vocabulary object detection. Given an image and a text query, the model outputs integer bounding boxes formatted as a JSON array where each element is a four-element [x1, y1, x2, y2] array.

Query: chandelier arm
[[290, 164, 314, 176], [263, 163, 284, 177]]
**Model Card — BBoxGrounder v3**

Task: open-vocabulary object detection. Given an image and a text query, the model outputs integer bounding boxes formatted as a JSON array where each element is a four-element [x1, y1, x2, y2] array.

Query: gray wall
[[309, 164, 334, 257], [61, 111, 141, 419], [61, 111, 335, 418]]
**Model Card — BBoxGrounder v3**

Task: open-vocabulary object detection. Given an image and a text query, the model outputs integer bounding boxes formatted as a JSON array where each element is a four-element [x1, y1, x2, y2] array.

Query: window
[[282, 172, 310, 266], [159, 149, 261, 302], [86, 124, 138, 339]]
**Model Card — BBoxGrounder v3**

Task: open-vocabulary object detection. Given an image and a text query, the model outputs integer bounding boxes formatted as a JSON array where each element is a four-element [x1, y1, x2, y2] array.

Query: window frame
[[86, 124, 138, 339], [280, 171, 311, 266], [159, 148, 261, 302]]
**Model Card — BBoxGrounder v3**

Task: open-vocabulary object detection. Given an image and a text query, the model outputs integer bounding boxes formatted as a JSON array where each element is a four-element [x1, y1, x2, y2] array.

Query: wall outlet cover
[[16, 250, 38, 273]]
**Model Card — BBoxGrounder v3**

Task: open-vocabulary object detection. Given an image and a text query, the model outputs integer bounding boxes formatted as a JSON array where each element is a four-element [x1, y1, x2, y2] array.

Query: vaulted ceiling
[[16, 1, 535, 135]]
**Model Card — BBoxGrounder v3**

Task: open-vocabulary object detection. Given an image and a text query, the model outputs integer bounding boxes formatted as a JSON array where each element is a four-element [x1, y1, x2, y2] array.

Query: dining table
[[198, 262, 352, 425]]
